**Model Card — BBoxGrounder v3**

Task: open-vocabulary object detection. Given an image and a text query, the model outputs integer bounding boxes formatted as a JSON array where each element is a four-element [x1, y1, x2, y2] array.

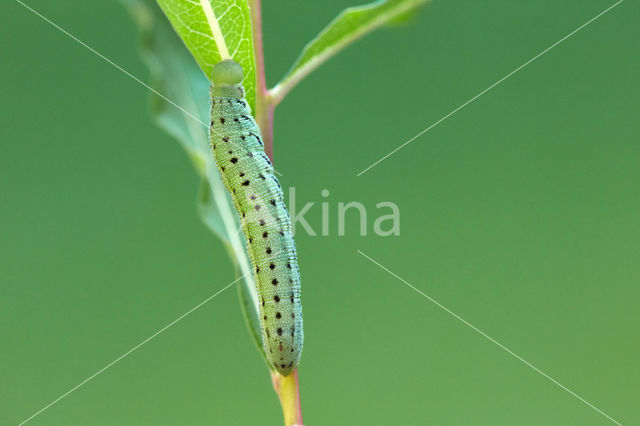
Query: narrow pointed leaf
[[123, 0, 265, 362], [272, 0, 429, 104]]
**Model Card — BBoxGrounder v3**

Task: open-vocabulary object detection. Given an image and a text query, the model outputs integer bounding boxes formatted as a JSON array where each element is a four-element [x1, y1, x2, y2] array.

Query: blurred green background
[[1, 0, 638, 424]]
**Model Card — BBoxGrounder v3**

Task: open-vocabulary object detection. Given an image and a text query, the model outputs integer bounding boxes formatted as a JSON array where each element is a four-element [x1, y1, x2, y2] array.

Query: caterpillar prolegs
[[209, 60, 303, 375]]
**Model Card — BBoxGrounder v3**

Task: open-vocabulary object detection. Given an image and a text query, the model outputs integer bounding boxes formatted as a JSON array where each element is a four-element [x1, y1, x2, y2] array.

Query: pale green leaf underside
[[273, 0, 428, 102], [124, 0, 265, 362], [156, 0, 257, 112]]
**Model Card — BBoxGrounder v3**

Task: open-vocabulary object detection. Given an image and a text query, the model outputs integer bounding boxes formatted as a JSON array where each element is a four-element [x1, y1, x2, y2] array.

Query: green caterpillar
[[209, 60, 303, 375]]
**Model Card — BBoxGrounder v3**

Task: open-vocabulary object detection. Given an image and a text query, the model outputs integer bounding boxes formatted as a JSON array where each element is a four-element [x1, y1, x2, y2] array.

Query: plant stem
[[271, 369, 304, 426], [250, 1, 303, 424], [249, 0, 274, 161], [257, 100, 275, 161]]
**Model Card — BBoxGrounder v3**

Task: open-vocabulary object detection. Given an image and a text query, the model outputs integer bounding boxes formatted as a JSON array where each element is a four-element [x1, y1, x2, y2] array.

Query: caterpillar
[[209, 60, 303, 376]]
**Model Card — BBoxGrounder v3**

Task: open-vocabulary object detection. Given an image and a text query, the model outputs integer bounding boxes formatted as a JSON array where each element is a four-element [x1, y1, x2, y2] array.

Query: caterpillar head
[[212, 59, 244, 86]]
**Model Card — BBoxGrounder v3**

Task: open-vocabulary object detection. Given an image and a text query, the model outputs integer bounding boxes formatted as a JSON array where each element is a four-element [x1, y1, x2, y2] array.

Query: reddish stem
[[251, 0, 267, 97], [259, 102, 275, 161], [271, 369, 304, 426], [250, 1, 302, 424], [249, 0, 274, 161]]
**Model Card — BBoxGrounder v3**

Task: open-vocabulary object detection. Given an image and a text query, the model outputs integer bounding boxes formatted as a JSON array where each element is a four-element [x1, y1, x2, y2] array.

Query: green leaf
[[123, 0, 265, 363], [197, 178, 233, 244], [272, 0, 429, 104], [237, 281, 267, 363], [386, 6, 424, 26], [155, 0, 257, 112]]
